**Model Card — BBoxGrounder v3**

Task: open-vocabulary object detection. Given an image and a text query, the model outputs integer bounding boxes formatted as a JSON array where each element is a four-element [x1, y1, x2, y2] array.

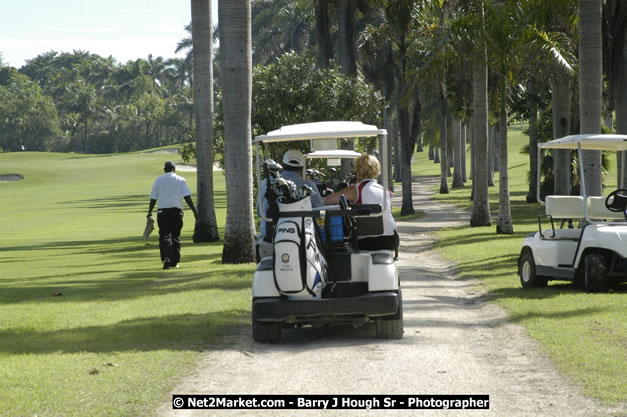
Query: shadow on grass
[[0, 236, 254, 304], [0, 264, 252, 304], [57, 191, 228, 212], [0, 310, 249, 354]]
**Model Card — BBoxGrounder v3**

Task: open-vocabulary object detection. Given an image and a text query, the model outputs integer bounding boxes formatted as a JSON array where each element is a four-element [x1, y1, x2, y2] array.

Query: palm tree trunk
[[337, 0, 357, 75], [488, 125, 494, 186], [496, 78, 513, 234], [579, 0, 603, 196], [393, 114, 402, 182], [315, 0, 333, 69], [617, 29, 627, 187], [191, 0, 220, 242], [526, 78, 539, 202], [470, 8, 491, 227], [552, 70, 572, 196], [452, 116, 464, 188], [439, 82, 449, 194], [398, 103, 415, 215], [219, 0, 256, 263], [462, 119, 468, 182]]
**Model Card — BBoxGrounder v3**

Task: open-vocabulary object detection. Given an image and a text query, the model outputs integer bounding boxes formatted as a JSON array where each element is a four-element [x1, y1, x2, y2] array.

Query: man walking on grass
[[147, 161, 198, 269]]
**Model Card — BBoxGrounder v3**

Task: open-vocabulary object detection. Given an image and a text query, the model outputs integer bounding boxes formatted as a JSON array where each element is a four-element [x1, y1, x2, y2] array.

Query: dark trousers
[[157, 208, 183, 265]]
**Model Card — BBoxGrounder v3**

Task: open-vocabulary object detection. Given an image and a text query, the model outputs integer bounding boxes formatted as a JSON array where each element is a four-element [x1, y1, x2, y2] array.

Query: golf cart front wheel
[[519, 251, 548, 288], [583, 252, 609, 293], [376, 290, 404, 339]]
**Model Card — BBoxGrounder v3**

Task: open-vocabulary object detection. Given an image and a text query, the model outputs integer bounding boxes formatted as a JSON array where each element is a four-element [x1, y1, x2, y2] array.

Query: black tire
[[252, 310, 281, 343], [376, 290, 404, 339], [583, 253, 609, 293], [519, 250, 548, 289]]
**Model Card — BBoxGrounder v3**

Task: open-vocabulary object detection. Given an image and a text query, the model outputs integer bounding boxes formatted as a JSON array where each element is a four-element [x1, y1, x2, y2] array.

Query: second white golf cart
[[518, 133, 627, 292], [252, 121, 402, 343]]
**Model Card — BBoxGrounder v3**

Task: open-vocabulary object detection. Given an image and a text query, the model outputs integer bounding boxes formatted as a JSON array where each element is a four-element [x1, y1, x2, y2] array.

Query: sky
[[0, 0, 218, 68]]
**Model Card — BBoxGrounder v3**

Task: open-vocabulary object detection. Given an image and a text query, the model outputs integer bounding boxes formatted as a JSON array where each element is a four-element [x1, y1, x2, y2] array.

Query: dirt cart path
[[156, 176, 620, 417]]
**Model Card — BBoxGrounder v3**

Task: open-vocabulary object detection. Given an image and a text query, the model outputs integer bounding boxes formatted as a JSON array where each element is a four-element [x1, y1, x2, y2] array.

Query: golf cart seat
[[352, 204, 384, 237], [587, 196, 625, 220], [545, 195, 584, 219], [540, 196, 584, 240]]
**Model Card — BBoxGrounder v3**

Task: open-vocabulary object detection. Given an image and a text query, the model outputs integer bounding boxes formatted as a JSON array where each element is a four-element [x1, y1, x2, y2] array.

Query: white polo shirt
[[150, 172, 192, 209]]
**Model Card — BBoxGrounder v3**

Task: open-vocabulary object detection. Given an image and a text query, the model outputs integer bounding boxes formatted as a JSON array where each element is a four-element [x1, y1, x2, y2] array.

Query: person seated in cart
[[324, 154, 398, 251], [258, 149, 323, 242]]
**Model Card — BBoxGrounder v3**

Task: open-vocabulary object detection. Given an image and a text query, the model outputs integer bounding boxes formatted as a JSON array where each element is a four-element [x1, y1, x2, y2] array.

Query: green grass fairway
[[412, 127, 626, 404], [0, 151, 254, 417]]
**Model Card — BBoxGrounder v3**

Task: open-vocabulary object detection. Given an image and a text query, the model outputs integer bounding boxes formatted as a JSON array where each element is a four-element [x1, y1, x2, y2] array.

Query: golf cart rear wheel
[[376, 290, 404, 339], [519, 251, 548, 288], [252, 310, 281, 344], [583, 252, 609, 293]]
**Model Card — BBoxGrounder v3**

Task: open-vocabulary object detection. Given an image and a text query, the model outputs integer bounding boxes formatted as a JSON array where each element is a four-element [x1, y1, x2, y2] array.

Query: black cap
[[164, 160, 176, 171]]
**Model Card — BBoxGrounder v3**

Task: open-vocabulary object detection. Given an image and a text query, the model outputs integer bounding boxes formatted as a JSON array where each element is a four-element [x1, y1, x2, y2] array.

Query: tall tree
[[316, 0, 334, 68], [337, 0, 357, 75], [383, 0, 421, 216], [552, 69, 572, 195], [526, 77, 540, 202], [578, 0, 603, 196], [606, 0, 627, 186], [219, 0, 256, 263], [470, 2, 491, 227], [191, 0, 220, 242]]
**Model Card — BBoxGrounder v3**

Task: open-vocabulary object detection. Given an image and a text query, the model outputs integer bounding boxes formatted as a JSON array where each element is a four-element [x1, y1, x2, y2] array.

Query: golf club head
[[264, 159, 283, 177], [300, 184, 313, 197]]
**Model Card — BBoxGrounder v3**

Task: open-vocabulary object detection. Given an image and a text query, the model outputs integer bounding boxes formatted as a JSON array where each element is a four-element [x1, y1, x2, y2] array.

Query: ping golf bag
[[273, 197, 329, 298]]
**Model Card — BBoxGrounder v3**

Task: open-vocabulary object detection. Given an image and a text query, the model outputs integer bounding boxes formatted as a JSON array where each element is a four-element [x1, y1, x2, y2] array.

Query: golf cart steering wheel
[[605, 189, 627, 217]]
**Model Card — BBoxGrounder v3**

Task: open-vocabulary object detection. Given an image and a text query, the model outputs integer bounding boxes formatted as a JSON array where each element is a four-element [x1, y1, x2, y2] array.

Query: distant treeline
[[0, 50, 382, 158], [0, 51, 195, 154]]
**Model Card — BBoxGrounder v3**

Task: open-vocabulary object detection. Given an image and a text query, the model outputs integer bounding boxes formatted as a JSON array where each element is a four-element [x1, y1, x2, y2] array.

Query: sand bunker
[[176, 163, 222, 172], [144, 148, 179, 154], [0, 174, 24, 182]]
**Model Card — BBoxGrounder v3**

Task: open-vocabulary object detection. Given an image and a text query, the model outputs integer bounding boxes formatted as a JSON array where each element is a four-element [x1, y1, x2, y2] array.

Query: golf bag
[[273, 197, 329, 298]]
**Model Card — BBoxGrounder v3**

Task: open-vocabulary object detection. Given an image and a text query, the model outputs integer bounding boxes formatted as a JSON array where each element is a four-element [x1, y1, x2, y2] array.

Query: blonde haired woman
[[324, 154, 398, 251]]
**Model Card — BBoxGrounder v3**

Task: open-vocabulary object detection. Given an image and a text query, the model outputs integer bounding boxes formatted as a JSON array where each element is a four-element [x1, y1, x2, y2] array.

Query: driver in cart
[[257, 150, 323, 255], [324, 154, 399, 251]]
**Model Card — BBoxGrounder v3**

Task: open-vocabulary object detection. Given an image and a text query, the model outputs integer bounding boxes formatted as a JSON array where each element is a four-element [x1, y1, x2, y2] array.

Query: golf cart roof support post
[[622, 151, 625, 189], [577, 142, 593, 223], [537, 146, 544, 205], [381, 132, 388, 213]]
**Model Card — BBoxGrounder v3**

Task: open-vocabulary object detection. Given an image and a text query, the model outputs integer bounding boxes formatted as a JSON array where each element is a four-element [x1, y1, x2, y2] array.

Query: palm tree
[[578, 0, 602, 196], [316, 0, 334, 68], [486, 0, 573, 233], [552, 69, 572, 195], [469, 1, 491, 227], [191, 0, 220, 242], [252, 0, 315, 66], [606, 0, 627, 186], [219, 0, 256, 263], [382, 0, 423, 216], [451, 115, 464, 188]]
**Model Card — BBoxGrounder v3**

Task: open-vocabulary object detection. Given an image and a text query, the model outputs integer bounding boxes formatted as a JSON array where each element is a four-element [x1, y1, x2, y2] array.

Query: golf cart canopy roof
[[539, 134, 627, 151], [254, 121, 387, 143], [305, 150, 362, 159]]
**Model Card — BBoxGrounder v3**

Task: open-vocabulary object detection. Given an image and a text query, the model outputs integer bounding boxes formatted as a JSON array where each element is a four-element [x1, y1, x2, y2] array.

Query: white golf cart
[[518, 134, 627, 292], [252, 121, 402, 343]]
